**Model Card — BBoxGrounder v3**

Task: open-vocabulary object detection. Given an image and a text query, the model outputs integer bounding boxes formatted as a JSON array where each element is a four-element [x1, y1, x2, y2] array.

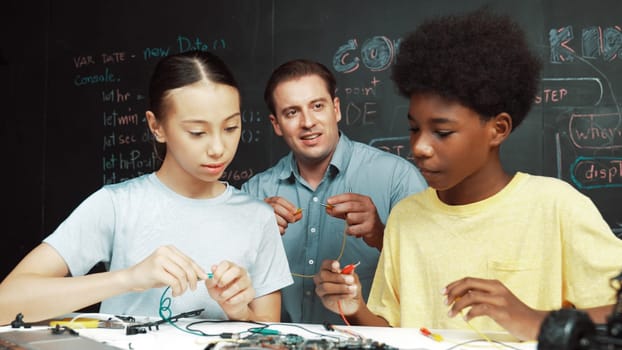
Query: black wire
[[185, 319, 270, 337], [266, 322, 344, 341], [139, 303, 526, 350], [185, 319, 344, 341]]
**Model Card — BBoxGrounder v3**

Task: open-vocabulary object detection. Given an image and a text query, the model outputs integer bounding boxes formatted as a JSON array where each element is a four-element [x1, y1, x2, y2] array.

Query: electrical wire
[[158, 286, 205, 336], [329, 323, 364, 340], [459, 309, 494, 345], [66, 313, 127, 328], [267, 322, 344, 341], [337, 301, 351, 326], [288, 198, 358, 327], [157, 285, 523, 350], [443, 338, 524, 350], [294, 225, 356, 326], [185, 319, 269, 338], [291, 225, 348, 278]]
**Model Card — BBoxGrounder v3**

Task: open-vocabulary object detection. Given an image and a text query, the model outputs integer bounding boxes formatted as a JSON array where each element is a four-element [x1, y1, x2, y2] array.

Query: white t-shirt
[[44, 173, 293, 319]]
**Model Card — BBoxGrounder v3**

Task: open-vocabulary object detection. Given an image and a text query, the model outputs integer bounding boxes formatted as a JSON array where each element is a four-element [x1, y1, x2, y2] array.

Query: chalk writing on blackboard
[[567, 112, 622, 188], [143, 35, 227, 60], [569, 113, 622, 149], [67, 34, 265, 186], [332, 36, 401, 73], [572, 156, 622, 189], [369, 136, 413, 162], [549, 25, 622, 63], [332, 35, 411, 138], [537, 78, 603, 106]]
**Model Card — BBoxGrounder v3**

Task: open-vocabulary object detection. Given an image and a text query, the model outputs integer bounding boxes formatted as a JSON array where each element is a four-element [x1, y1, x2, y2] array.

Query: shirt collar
[[328, 132, 352, 175]]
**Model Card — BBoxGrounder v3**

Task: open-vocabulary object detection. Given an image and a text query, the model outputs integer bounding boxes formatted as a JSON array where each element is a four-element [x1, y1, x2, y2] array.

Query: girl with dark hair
[[0, 50, 292, 324]]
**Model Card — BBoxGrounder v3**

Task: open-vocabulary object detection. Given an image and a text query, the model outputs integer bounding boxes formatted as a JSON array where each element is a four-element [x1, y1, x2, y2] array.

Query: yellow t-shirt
[[368, 172, 622, 332]]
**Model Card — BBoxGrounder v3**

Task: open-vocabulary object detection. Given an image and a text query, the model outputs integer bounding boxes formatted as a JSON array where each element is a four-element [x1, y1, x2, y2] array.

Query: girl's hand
[[206, 260, 255, 320], [127, 245, 208, 297]]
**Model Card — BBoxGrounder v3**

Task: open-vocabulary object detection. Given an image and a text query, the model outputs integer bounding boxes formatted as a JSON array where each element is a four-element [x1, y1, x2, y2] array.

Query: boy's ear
[[489, 112, 512, 146]]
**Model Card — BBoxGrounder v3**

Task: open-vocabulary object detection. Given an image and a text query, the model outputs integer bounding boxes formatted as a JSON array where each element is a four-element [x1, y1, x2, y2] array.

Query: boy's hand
[[264, 196, 303, 235], [314, 260, 362, 315], [206, 261, 255, 320], [444, 277, 548, 341]]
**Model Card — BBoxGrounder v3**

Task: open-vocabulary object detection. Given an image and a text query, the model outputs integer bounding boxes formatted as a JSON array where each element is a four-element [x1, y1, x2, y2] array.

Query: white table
[[1, 317, 538, 350]]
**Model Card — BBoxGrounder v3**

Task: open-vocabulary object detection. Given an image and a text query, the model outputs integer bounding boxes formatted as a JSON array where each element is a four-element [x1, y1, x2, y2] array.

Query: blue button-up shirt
[[241, 133, 427, 324]]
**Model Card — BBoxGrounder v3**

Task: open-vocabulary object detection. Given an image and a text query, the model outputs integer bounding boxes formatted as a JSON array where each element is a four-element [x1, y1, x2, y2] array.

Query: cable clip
[[10, 313, 31, 329], [341, 261, 360, 275], [420, 327, 443, 341]]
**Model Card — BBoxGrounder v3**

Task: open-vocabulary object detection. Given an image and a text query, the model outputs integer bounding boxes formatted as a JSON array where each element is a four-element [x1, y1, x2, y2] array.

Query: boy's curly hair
[[391, 9, 541, 130]]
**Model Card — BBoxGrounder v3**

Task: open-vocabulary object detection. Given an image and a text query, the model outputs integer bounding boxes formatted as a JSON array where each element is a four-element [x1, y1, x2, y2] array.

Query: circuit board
[[208, 333, 398, 349]]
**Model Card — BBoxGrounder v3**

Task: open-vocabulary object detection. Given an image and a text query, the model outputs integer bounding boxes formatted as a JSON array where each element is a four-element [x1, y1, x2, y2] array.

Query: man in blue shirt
[[241, 59, 426, 324]]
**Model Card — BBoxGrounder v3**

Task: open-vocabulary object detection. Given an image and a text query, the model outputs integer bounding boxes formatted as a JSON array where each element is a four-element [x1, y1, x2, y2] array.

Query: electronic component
[[212, 333, 398, 349], [341, 262, 360, 275]]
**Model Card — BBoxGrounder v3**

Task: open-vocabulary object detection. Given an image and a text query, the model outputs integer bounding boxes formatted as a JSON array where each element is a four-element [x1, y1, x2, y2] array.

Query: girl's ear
[[146, 111, 165, 142], [489, 112, 512, 147]]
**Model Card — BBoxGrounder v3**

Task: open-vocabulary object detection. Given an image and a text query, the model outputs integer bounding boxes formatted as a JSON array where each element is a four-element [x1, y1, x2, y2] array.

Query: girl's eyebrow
[[224, 112, 242, 120], [181, 112, 241, 124]]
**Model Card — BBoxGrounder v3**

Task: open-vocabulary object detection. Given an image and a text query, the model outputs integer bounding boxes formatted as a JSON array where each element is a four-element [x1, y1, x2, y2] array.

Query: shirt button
[[308, 259, 314, 265], [310, 227, 316, 233], [312, 197, 319, 202], [305, 291, 312, 296]]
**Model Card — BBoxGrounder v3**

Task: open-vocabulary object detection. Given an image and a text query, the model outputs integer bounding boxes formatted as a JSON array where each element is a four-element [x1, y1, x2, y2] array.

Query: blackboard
[[3, 0, 622, 279], [540, 0, 622, 237], [43, 0, 276, 235]]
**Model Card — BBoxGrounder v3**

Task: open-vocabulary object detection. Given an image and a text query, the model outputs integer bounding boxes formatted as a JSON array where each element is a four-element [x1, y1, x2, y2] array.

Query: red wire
[[337, 261, 359, 327], [337, 300, 351, 326]]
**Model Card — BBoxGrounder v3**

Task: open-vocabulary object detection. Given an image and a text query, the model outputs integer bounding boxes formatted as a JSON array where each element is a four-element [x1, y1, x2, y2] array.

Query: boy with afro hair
[[313, 9, 622, 341]]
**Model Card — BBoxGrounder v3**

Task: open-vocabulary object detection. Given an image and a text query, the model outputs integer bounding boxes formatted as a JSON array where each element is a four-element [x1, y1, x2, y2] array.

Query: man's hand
[[325, 193, 384, 249], [264, 196, 303, 235]]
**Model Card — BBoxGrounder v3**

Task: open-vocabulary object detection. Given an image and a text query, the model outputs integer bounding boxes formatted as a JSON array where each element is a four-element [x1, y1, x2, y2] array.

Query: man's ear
[[333, 97, 342, 123], [269, 114, 283, 136], [489, 112, 512, 147], [146, 111, 166, 142]]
